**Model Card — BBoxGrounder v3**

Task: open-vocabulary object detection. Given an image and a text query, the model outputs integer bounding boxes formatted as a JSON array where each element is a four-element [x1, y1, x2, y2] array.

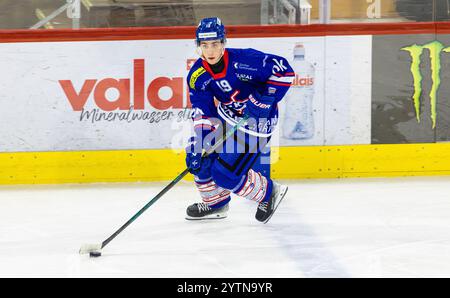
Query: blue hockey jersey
[[187, 48, 294, 137]]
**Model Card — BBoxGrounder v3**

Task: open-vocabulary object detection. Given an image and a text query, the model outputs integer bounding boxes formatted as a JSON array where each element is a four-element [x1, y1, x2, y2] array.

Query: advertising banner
[[372, 33, 450, 144], [0, 36, 372, 152]]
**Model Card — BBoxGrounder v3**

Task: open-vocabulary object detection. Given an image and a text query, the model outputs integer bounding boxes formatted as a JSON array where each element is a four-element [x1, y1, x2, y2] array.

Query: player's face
[[199, 40, 225, 65]]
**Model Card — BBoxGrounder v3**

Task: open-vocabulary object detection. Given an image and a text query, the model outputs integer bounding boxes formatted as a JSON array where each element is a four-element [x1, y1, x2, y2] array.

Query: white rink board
[[323, 36, 372, 145], [0, 36, 371, 152]]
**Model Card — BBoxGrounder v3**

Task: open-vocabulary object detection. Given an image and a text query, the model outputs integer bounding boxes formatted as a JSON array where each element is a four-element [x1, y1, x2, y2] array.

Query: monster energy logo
[[401, 41, 450, 129]]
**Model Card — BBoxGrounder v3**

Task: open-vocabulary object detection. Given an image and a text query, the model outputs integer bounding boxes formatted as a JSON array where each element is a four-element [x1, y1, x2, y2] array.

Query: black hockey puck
[[89, 251, 102, 258]]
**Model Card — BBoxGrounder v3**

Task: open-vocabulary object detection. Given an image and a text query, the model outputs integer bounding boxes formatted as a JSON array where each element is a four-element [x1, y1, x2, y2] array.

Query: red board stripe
[[0, 22, 444, 43]]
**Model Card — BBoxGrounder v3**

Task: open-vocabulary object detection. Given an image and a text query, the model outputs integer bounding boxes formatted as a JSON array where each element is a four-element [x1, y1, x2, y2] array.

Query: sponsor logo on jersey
[[189, 67, 206, 90], [272, 58, 288, 74], [201, 78, 213, 91], [268, 87, 277, 94], [233, 62, 258, 72], [236, 73, 253, 81]]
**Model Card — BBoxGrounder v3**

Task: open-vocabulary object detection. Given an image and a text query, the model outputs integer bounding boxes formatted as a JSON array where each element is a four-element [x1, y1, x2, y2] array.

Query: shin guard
[[195, 177, 231, 208], [234, 169, 273, 203]]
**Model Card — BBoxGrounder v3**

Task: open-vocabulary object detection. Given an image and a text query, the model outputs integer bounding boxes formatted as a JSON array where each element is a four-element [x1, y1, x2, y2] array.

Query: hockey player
[[185, 17, 294, 223]]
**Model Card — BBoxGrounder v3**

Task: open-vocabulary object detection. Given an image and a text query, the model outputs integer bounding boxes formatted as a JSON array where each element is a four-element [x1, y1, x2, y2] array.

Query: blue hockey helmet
[[195, 17, 226, 46]]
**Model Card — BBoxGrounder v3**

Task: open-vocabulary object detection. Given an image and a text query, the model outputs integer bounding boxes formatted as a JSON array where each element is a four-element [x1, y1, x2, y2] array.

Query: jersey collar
[[202, 49, 229, 80]]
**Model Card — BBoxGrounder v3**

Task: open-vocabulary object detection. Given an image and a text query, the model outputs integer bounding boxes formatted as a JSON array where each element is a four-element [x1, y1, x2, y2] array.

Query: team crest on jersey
[[224, 100, 246, 113], [189, 67, 206, 90]]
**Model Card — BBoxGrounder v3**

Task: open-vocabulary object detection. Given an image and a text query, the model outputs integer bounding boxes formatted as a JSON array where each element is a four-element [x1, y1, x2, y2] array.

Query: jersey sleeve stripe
[[273, 72, 295, 77], [267, 81, 292, 87], [268, 75, 295, 83]]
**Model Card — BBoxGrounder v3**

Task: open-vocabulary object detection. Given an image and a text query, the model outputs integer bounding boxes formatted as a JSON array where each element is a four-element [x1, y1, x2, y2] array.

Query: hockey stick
[[79, 116, 249, 256]]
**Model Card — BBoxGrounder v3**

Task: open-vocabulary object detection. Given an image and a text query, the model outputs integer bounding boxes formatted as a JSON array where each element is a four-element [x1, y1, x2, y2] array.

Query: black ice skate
[[255, 182, 288, 224], [186, 202, 229, 220]]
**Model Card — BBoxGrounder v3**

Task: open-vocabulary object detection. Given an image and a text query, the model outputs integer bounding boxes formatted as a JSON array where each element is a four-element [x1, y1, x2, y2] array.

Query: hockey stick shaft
[[100, 116, 249, 250]]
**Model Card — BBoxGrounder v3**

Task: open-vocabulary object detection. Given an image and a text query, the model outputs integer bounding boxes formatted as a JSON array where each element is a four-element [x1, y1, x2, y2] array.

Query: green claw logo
[[401, 41, 450, 129]]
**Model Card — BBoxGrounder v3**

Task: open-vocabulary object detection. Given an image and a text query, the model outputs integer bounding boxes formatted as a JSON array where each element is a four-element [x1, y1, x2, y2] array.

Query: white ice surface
[[1, 176, 450, 278]]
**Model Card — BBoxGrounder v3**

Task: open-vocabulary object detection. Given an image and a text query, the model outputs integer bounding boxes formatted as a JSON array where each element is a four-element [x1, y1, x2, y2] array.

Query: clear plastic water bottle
[[283, 43, 315, 140]]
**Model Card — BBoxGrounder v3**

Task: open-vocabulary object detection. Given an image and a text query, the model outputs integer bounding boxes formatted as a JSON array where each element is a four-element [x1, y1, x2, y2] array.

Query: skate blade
[[185, 213, 228, 221], [264, 185, 288, 224]]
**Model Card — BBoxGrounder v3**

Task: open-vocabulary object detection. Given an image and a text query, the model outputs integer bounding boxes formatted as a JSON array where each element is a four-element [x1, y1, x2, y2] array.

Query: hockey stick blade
[[79, 243, 102, 254]]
